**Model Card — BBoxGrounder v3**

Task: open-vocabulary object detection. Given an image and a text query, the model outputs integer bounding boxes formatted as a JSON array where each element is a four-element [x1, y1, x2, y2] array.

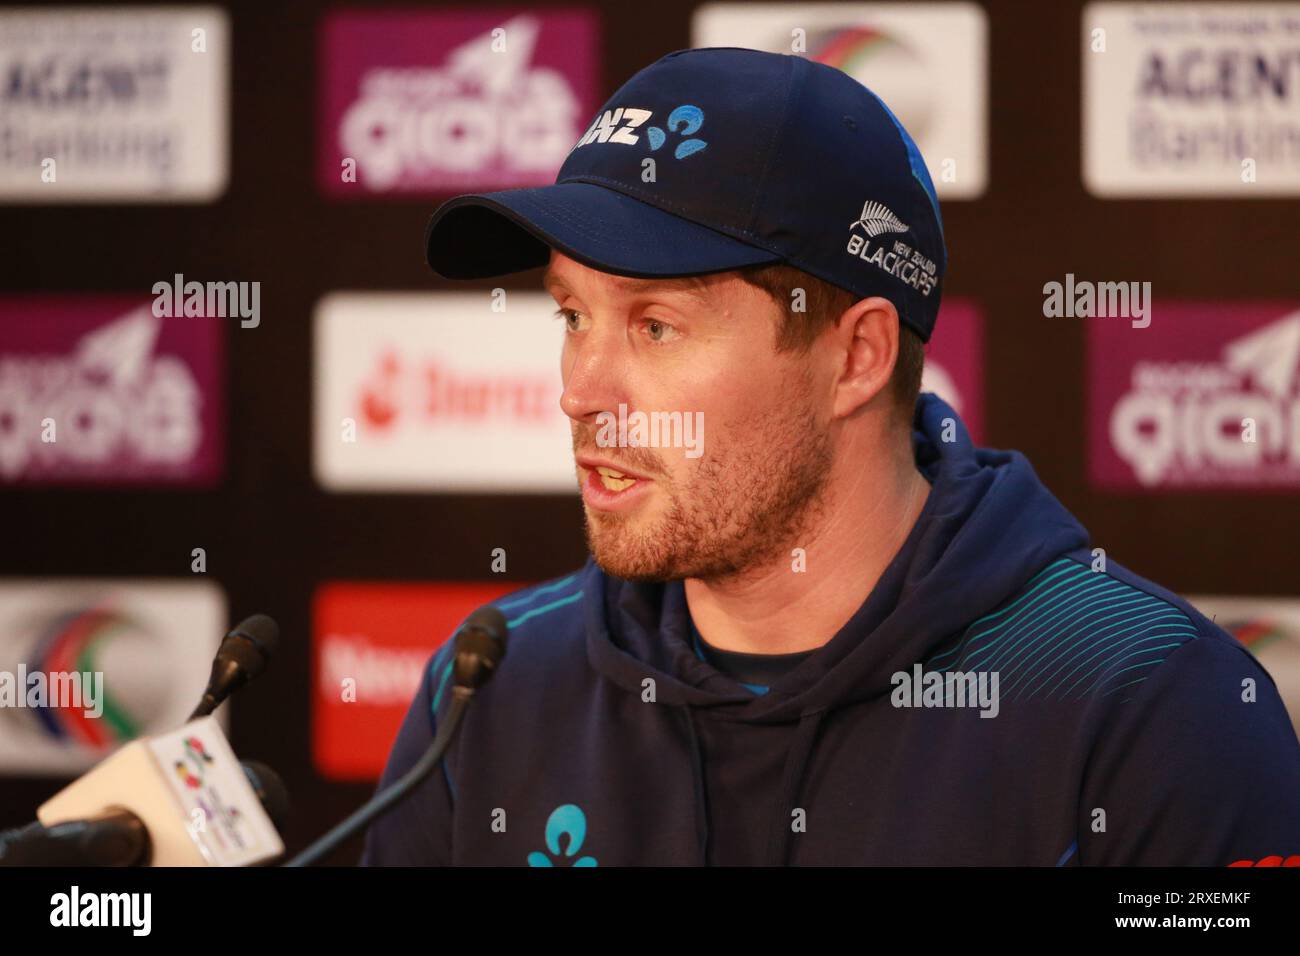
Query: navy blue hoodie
[[361, 393, 1300, 866]]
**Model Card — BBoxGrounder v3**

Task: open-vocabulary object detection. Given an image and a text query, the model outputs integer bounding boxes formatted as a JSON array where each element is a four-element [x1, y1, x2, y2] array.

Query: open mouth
[[595, 466, 638, 492], [576, 456, 654, 512]]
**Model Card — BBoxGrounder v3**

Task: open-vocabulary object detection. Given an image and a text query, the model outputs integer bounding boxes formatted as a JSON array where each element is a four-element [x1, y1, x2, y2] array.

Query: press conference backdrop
[[1, 0, 1298, 866]]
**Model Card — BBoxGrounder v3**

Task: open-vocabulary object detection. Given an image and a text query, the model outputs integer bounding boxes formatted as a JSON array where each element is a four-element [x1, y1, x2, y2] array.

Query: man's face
[[544, 250, 835, 582]]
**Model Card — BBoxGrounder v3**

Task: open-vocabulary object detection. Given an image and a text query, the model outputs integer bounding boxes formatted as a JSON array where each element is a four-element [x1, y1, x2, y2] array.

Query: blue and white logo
[[527, 804, 598, 867], [645, 104, 707, 159], [572, 104, 708, 160]]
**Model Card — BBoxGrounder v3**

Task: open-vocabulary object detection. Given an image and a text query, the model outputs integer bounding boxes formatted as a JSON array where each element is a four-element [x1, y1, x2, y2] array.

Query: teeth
[[595, 466, 637, 492]]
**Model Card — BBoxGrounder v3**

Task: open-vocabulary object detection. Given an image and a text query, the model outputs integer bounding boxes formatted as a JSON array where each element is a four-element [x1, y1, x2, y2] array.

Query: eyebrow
[[542, 269, 716, 307]]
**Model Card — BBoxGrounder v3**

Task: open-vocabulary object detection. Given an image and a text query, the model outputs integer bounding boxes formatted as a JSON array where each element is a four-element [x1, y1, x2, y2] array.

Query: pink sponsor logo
[[1089, 302, 1300, 490], [924, 299, 983, 444], [318, 8, 600, 195], [0, 296, 224, 486]]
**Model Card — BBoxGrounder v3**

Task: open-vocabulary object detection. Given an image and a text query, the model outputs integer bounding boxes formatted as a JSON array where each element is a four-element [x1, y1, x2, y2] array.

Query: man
[[361, 48, 1300, 866]]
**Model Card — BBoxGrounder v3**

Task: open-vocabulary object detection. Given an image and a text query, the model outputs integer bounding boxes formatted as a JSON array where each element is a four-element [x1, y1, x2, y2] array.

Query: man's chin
[[584, 520, 678, 583]]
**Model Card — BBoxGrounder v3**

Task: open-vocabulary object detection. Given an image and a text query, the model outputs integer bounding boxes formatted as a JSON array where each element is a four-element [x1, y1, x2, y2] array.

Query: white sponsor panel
[[1083, 3, 1300, 197], [0, 579, 226, 775], [0, 6, 229, 202], [1187, 596, 1300, 736], [692, 2, 988, 198], [313, 292, 574, 492]]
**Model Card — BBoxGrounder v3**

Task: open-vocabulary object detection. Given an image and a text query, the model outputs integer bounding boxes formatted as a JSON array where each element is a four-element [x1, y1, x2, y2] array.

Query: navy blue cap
[[424, 47, 947, 342]]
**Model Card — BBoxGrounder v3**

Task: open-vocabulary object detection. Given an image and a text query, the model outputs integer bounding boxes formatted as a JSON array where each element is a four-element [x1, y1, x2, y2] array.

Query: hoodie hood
[[584, 392, 1090, 723]]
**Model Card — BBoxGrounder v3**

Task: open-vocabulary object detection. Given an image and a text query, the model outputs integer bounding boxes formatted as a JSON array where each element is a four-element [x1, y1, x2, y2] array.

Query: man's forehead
[[542, 255, 723, 305]]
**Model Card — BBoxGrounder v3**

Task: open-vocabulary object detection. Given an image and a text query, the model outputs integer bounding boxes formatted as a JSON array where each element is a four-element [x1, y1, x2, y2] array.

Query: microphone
[[2, 613, 287, 867], [241, 759, 291, 835], [449, 605, 508, 689], [190, 614, 279, 720], [28, 718, 286, 866], [284, 605, 508, 866], [0, 761, 288, 867]]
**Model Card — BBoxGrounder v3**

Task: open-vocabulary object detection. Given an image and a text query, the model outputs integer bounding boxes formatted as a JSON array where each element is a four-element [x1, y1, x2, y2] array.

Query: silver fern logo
[[844, 199, 938, 298], [849, 200, 908, 238]]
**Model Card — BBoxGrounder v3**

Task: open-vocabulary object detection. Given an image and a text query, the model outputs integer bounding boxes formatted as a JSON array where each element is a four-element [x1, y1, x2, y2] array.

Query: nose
[[559, 321, 626, 424]]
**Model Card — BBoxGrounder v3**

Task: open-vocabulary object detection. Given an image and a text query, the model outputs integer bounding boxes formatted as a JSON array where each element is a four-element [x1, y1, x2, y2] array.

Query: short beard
[[580, 373, 834, 584]]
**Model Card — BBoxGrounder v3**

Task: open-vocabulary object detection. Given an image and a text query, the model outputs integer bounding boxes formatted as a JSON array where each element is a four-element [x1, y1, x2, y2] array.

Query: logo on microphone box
[[0, 296, 225, 487], [0, 580, 226, 776], [1088, 302, 1300, 490], [318, 9, 600, 194], [149, 718, 284, 866], [312, 581, 523, 780]]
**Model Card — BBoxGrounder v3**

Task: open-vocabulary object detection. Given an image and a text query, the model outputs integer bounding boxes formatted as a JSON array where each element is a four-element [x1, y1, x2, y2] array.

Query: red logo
[[311, 582, 523, 780], [1227, 855, 1300, 866]]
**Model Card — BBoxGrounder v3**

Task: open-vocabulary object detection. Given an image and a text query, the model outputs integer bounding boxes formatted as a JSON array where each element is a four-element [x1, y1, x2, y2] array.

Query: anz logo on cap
[[572, 104, 708, 160]]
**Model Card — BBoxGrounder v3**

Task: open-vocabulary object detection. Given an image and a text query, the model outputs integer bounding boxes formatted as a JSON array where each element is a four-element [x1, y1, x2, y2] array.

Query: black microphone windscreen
[[463, 605, 508, 643], [228, 614, 280, 661], [452, 605, 509, 690], [241, 760, 291, 834]]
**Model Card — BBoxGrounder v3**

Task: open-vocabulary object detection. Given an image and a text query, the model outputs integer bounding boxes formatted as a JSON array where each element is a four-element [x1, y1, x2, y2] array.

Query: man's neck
[[683, 445, 929, 655]]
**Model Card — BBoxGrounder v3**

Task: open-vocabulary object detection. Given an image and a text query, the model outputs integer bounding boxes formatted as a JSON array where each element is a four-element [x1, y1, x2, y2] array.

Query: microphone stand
[[283, 686, 473, 867]]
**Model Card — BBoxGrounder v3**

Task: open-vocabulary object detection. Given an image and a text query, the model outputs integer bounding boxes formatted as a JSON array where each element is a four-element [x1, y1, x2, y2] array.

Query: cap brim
[[424, 182, 782, 280]]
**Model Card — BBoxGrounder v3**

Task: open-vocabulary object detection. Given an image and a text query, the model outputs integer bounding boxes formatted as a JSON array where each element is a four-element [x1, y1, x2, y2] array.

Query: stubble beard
[[578, 376, 834, 584]]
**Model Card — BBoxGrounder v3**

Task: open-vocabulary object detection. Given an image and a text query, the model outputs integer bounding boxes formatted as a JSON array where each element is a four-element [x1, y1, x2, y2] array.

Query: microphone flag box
[[37, 716, 284, 867]]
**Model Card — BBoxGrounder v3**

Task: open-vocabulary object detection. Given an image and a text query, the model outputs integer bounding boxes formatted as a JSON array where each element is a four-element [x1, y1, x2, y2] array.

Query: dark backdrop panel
[[1, 0, 1296, 865]]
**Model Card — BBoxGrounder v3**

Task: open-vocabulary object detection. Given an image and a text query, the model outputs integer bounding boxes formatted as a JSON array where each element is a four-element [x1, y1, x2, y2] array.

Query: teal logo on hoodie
[[527, 804, 598, 867]]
